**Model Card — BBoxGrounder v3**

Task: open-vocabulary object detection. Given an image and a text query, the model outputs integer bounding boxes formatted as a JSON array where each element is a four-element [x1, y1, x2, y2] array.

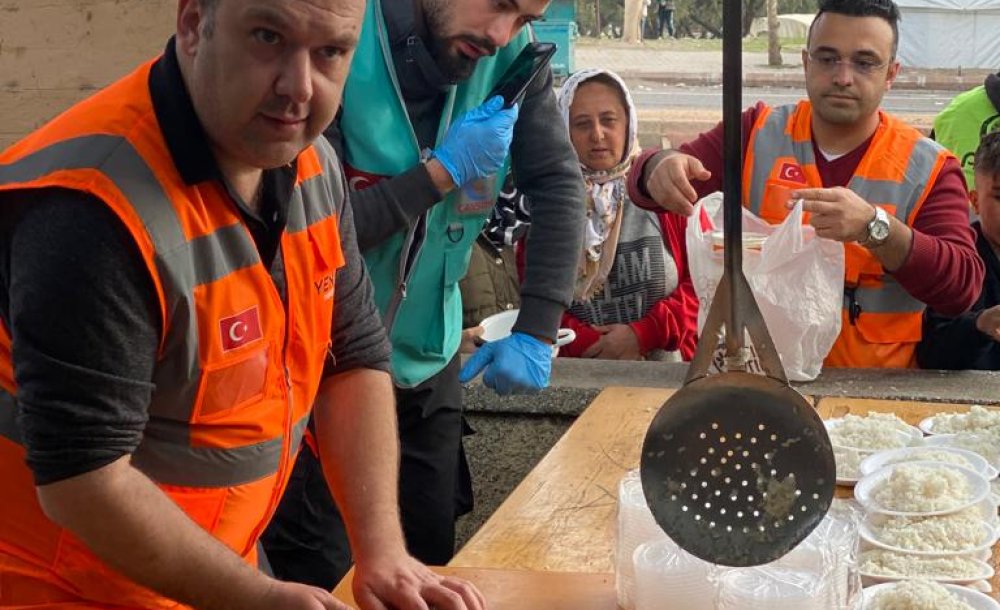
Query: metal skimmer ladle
[[638, 2, 836, 567]]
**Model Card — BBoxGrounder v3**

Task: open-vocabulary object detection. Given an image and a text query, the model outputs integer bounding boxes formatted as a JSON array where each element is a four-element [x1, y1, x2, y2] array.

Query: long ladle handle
[[685, 0, 787, 385]]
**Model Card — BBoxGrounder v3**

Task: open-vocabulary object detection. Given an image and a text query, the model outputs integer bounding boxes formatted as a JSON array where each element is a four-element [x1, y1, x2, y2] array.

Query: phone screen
[[487, 42, 557, 108]]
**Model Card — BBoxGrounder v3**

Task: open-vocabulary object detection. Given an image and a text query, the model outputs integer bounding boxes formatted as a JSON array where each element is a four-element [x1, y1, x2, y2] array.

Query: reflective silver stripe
[[846, 277, 926, 315], [287, 140, 343, 234], [747, 105, 812, 215], [133, 413, 310, 488], [848, 137, 945, 223], [0, 389, 21, 445]]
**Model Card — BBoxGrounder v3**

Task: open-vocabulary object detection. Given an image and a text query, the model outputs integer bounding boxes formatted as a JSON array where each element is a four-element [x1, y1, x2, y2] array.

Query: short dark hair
[[201, 0, 220, 37], [975, 131, 1000, 180], [808, 0, 902, 58]]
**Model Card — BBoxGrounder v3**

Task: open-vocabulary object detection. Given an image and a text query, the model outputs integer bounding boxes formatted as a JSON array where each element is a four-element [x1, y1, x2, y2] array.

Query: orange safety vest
[[742, 101, 951, 369], [0, 58, 345, 608]]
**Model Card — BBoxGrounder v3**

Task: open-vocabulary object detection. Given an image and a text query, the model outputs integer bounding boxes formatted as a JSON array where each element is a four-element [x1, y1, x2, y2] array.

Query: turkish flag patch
[[220, 307, 263, 352], [778, 162, 807, 184]]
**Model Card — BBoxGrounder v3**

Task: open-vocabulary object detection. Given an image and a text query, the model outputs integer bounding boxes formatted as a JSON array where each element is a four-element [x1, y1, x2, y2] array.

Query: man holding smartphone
[[261, 0, 586, 590]]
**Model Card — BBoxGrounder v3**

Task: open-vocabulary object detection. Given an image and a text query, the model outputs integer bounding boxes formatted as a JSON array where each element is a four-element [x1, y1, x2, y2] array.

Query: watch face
[[872, 220, 890, 241]]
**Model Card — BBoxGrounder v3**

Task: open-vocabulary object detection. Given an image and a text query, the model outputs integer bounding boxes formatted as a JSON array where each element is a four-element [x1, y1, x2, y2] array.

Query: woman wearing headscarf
[[552, 69, 699, 360]]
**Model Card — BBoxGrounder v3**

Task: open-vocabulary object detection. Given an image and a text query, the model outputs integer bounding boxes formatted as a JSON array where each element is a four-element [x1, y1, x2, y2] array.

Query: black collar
[[148, 37, 221, 186]]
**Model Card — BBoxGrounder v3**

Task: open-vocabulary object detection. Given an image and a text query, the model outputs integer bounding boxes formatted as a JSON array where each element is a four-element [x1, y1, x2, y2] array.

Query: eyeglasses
[[806, 52, 889, 76]]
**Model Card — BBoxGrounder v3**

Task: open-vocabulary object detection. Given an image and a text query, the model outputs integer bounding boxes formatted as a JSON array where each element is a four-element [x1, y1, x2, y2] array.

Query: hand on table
[[977, 305, 1000, 342], [790, 186, 876, 243], [644, 151, 712, 217], [581, 324, 641, 360], [259, 580, 351, 610], [353, 549, 487, 610]]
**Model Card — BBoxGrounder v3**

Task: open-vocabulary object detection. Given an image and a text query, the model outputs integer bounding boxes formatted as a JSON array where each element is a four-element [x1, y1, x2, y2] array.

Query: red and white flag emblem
[[220, 307, 262, 352], [778, 162, 807, 184]]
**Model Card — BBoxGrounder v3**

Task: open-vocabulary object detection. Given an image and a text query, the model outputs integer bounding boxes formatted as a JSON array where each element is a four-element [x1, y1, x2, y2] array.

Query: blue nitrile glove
[[432, 95, 519, 188], [459, 331, 552, 396]]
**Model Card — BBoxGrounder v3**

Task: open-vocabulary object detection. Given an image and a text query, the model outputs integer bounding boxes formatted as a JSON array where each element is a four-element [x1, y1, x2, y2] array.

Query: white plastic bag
[[687, 192, 844, 381]]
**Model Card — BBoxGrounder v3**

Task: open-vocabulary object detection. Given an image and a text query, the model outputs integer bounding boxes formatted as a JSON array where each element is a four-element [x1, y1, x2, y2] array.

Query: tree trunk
[[595, 0, 601, 37], [767, 0, 782, 66], [622, 0, 643, 42]]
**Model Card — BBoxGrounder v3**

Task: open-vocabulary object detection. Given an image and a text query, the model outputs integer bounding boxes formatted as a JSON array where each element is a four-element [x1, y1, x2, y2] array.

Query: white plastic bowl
[[858, 512, 999, 558], [854, 461, 990, 517], [859, 551, 995, 586], [924, 433, 1000, 470], [478, 309, 576, 358], [825, 417, 924, 452], [863, 581, 1000, 609], [859, 446, 999, 481]]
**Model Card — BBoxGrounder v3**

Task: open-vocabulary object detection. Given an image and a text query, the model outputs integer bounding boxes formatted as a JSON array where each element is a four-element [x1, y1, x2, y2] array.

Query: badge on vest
[[456, 177, 496, 215], [343, 163, 388, 192], [220, 307, 263, 352], [778, 161, 807, 184]]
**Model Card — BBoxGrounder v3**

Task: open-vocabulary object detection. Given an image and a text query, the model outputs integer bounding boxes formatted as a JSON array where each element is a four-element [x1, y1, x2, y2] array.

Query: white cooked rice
[[828, 412, 912, 451], [835, 446, 865, 480], [868, 579, 976, 610], [872, 464, 971, 513], [873, 510, 988, 552], [860, 550, 985, 579], [884, 450, 972, 470], [931, 406, 1000, 434]]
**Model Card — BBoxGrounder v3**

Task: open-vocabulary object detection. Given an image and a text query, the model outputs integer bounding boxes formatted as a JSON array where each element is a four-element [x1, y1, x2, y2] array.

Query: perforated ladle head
[[637, 0, 835, 567], [639, 372, 835, 566]]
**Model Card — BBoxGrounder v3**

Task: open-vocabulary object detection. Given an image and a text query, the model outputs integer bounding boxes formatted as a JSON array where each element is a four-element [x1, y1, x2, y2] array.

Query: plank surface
[[332, 567, 616, 610], [816, 397, 991, 424], [451, 386, 673, 572]]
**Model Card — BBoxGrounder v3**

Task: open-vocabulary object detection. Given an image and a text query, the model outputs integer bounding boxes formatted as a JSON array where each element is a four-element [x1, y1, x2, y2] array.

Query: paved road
[[627, 82, 957, 118]]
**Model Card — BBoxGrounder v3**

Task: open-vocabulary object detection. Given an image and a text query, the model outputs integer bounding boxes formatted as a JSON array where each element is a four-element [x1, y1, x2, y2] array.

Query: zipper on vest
[[243, 244, 297, 557]]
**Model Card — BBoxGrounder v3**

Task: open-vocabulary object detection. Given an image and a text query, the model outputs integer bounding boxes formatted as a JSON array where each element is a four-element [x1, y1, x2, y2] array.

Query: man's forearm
[[870, 215, 913, 272], [312, 368, 405, 561], [37, 456, 273, 610], [350, 165, 443, 252]]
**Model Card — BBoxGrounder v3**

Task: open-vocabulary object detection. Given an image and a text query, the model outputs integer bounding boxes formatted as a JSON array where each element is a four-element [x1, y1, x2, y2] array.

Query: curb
[[613, 69, 989, 92]]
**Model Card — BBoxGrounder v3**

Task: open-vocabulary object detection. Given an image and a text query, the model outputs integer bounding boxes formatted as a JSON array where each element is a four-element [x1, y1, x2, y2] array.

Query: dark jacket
[[917, 222, 1000, 370]]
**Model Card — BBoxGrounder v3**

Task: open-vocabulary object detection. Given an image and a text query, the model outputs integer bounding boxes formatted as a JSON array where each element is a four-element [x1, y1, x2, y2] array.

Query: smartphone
[[486, 42, 557, 108]]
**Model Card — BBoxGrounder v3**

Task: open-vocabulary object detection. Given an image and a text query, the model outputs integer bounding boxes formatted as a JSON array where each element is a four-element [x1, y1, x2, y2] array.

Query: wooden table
[[332, 567, 616, 609], [450, 386, 1000, 595]]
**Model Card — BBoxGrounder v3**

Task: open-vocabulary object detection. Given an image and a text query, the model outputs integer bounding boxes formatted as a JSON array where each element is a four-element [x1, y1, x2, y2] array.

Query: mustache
[[259, 98, 308, 120], [455, 34, 497, 57], [824, 87, 859, 99]]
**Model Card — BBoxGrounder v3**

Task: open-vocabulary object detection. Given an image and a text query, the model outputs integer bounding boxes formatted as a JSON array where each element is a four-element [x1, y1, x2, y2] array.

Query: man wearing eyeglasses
[[626, 0, 982, 369]]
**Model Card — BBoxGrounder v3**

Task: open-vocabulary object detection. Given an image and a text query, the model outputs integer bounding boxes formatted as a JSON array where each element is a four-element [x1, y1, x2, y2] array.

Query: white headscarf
[[557, 69, 640, 300]]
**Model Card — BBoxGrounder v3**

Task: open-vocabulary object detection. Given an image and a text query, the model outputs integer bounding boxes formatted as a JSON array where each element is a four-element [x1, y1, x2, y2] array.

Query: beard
[[423, 0, 495, 82]]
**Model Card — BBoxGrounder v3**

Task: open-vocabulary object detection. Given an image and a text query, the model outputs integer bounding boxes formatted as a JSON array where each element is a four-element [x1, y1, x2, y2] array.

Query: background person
[[918, 132, 1000, 370], [932, 70, 1000, 189], [628, 0, 982, 369], [553, 69, 699, 361], [263, 0, 586, 590], [0, 1, 482, 609]]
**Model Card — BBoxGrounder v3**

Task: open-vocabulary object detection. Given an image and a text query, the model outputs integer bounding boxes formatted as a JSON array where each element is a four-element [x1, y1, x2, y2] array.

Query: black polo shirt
[[0, 39, 390, 485]]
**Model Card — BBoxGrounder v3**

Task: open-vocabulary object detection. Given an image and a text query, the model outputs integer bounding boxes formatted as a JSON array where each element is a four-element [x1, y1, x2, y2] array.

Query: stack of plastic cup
[[717, 566, 825, 610], [633, 539, 714, 610], [616, 470, 668, 610]]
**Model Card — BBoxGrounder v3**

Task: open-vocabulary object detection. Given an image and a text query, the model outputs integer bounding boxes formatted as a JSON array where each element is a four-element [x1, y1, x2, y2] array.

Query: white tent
[[748, 14, 814, 39], [896, 0, 1000, 69]]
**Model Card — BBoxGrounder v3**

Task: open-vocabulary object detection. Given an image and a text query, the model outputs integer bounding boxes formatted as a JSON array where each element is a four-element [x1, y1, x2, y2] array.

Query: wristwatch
[[861, 206, 890, 248]]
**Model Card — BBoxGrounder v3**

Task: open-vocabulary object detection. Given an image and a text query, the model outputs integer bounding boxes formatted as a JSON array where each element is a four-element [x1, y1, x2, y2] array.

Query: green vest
[[340, 0, 529, 387], [933, 85, 1000, 187]]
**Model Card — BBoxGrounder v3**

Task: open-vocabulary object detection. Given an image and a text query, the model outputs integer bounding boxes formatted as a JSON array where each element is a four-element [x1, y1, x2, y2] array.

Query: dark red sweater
[[627, 102, 983, 316]]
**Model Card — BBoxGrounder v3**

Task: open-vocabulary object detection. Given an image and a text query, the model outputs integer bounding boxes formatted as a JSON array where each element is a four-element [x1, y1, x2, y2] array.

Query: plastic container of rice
[[854, 462, 990, 517], [825, 414, 923, 452], [858, 549, 994, 586], [860, 446, 999, 481], [920, 406, 1000, 436], [859, 509, 999, 558], [863, 580, 1000, 610]]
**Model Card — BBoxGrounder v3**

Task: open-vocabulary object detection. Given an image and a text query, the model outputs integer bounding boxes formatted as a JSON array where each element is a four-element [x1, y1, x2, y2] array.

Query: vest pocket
[[192, 345, 270, 423]]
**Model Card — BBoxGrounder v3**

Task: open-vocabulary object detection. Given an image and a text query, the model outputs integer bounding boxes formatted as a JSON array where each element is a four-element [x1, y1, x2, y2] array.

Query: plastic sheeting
[[896, 0, 1000, 68]]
